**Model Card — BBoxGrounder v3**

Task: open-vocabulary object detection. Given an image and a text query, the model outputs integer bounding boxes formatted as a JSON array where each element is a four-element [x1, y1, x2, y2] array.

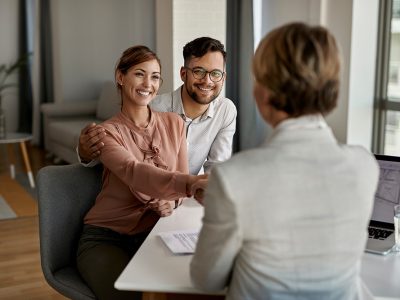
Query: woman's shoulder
[[340, 144, 379, 173], [154, 111, 184, 127], [100, 113, 125, 132]]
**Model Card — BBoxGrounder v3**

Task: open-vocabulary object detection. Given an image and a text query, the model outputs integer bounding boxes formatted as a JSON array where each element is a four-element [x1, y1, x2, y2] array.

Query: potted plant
[[0, 55, 29, 139]]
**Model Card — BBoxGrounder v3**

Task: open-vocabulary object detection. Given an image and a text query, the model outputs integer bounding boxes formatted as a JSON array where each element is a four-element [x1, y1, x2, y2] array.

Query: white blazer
[[190, 115, 379, 300]]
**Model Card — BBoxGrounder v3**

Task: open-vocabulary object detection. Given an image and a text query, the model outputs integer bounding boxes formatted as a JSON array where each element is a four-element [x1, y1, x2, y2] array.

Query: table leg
[[19, 141, 35, 188], [142, 292, 167, 300], [6, 144, 16, 179]]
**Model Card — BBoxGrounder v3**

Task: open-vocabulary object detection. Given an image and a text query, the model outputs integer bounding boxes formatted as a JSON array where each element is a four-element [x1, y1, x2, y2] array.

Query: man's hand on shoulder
[[78, 123, 106, 162]]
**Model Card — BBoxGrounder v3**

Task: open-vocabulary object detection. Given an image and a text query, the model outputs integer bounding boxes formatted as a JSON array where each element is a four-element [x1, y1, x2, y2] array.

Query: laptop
[[365, 154, 399, 255]]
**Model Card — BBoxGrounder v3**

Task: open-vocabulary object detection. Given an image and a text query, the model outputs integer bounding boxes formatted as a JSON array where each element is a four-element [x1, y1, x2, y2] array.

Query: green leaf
[[5, 55, 29, 75], [0, 53, 32, 95]]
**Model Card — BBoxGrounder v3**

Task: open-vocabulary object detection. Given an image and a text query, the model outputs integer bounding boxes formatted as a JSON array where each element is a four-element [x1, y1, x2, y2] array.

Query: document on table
[[158, 229, 200, 254]]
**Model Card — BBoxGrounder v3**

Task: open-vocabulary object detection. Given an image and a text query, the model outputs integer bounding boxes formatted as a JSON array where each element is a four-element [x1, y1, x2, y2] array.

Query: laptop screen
[[372, 155, 400, 224]]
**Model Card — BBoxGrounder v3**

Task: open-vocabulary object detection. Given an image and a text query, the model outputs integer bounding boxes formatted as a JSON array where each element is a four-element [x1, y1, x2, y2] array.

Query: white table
[[115, 198, 208, 295], [115, 199, 400, 299], [0, 132, 35, 188], [361, 251, 400, 299]]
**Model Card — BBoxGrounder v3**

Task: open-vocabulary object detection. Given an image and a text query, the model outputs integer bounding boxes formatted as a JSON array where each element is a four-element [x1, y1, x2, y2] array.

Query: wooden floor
[[0, 142, 67, 299]]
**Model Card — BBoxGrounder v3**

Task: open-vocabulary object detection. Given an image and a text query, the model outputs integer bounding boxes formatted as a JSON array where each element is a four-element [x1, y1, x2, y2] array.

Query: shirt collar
[[262, 114, 332, 148], [275, 113, 327, 131], [172, 87, 185, 116], [173, 85, 216, 122], [202, 100, 215, 120]]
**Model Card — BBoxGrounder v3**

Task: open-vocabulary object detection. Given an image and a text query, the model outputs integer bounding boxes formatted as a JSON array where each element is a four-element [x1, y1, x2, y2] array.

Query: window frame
[[373, 0, 397, 154]]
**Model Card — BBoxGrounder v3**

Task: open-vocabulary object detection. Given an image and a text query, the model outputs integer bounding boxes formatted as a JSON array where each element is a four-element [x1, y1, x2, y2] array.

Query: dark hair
[[115, 45, 161, 89], [183, 37, 226, 66], [252, 22, 341, 117]]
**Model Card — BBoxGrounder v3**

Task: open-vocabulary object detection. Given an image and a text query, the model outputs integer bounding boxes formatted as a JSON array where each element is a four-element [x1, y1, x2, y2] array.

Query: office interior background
[[0, 0, 400, 298], [0, 0, 399, 156]]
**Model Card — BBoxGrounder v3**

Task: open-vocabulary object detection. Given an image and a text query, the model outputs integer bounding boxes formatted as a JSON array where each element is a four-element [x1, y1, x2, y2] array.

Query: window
[[373, 0, 400, 155]]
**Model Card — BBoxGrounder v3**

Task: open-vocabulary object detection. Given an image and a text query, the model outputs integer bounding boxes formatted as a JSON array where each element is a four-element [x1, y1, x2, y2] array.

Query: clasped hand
[[78, 123, 106, 162], [187, 174, 209, 205]]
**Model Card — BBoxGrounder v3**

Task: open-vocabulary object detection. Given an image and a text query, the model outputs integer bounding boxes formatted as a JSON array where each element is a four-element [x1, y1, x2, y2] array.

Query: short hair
[[252, 22, 341, 117], [183, 37, 226, 66], [115, 45, 161, 89]]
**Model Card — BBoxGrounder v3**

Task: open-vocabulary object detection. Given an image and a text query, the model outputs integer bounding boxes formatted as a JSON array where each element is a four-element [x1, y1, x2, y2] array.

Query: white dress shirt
[[151, 86, 237, 175]]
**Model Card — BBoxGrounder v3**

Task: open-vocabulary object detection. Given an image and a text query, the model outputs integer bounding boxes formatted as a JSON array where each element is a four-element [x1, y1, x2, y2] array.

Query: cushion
[[48, 119, 99, 148], [96, 81, 121, 120]]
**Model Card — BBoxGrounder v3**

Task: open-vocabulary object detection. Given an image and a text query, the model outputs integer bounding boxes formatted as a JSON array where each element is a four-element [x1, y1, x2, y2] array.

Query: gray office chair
[[37, 164, 103, 300]]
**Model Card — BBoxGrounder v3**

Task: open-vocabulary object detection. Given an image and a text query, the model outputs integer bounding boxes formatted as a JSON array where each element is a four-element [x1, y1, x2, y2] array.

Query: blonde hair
[[252, 22, 341, 116]]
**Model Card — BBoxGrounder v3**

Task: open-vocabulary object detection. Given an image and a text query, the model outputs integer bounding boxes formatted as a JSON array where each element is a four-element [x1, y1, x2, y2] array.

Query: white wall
[[346, 0, 379, 148], [321, 0, 378, 149], [155, 0, 174, 94], [261, 0, 312, 30], [52, 0, 156, 103], [0, 0, 19, 132], [172, 0, 226, 90], [260, 0, 379, 150], [155, 0, 226, 93], [321, 0, 353, 145]]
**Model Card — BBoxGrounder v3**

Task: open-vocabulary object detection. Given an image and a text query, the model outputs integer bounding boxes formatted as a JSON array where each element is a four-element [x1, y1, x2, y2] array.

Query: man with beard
[[78, 37, 237, 176]]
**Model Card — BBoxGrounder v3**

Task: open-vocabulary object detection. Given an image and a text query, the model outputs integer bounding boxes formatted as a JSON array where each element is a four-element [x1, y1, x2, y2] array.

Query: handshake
[[186, 174, 209, 205]]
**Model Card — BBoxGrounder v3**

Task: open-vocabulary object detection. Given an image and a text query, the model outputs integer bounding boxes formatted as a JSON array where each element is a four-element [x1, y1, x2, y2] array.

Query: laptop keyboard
[[368, 227, 393, 240]]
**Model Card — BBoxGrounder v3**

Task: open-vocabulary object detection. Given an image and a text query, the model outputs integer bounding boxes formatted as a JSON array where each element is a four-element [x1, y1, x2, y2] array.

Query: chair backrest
[[37, 164, 103, 300]]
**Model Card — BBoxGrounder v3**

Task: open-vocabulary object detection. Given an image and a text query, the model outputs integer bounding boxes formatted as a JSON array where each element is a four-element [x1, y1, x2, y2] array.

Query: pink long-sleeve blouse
[[84, 110, 189, 235]]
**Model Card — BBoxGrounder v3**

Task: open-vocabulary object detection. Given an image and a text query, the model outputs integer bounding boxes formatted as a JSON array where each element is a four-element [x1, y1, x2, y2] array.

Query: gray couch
[[41, 81, 120, 163]]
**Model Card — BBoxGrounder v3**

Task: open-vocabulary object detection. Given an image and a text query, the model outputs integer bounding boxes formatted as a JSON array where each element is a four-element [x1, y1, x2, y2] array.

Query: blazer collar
[[263, 114, 336, 147]]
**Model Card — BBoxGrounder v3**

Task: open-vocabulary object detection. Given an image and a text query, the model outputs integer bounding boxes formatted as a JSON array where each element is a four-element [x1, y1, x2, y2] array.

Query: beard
[[184, 80, 222, 105]]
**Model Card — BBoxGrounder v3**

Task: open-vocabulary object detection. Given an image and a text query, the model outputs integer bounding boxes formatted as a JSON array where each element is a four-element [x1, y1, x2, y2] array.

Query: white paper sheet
[[158, 229, 200, 254]]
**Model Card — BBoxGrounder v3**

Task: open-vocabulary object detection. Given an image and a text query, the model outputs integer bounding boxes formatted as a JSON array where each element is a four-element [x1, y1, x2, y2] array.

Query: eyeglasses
[[185, 67, 225, 82]]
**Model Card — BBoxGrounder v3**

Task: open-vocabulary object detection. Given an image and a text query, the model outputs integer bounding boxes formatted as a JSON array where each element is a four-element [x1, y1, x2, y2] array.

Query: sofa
[[41, 81, 120, 163]]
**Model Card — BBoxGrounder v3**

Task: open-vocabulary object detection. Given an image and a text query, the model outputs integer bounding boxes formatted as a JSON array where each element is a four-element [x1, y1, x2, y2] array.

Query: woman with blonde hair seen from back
[[190, 22, 379, 299]]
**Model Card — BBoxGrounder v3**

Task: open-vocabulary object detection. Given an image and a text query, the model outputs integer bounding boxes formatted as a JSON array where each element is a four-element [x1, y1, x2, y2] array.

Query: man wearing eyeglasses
[[78, 37, 237, 176]]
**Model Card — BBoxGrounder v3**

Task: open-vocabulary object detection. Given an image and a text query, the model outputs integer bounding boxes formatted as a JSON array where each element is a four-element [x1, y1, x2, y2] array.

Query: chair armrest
[[41, 100, 98, 117]]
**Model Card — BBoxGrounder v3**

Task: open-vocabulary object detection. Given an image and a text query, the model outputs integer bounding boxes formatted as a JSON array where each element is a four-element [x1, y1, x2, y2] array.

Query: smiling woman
[[75, 45, 205, 300], [115, 46, 162, 127]]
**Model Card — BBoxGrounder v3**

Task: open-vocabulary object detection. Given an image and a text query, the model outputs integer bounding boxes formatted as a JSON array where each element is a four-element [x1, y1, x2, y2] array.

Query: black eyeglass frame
[[184, 67, 225, 82]]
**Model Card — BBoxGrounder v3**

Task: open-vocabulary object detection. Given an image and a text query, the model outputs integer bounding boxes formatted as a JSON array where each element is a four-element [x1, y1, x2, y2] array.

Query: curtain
[[39, 0, 53, 105], [18, 0, 33, 133], [226, 0, 268, 152], [38, 0, 54, 145]]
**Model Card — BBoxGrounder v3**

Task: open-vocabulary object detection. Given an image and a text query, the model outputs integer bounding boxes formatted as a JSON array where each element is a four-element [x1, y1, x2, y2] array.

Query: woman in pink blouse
[[76, 45, 199, 300]]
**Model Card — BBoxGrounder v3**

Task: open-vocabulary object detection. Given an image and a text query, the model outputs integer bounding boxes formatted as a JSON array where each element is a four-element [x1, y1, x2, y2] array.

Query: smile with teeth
[[137, 90, 151, 96], [197, 86, 213, 92]]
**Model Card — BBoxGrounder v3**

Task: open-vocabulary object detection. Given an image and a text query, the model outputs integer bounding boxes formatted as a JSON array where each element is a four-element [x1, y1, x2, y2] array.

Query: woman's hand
[[186, 174, 209, 205], [191, 178, 209, 205], [148, 200, 173, 217]]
